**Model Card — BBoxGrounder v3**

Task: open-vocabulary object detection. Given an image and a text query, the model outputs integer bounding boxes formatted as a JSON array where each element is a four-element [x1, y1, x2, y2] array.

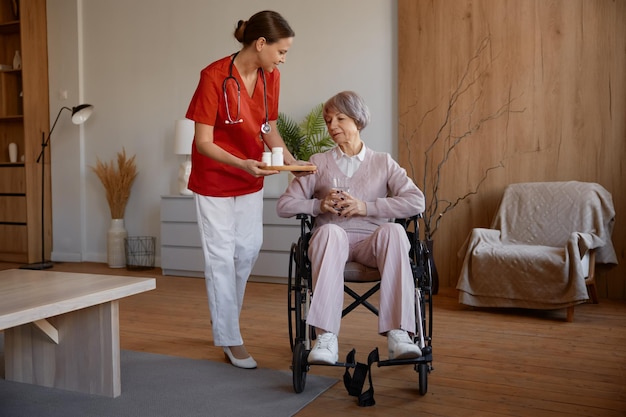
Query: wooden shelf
[[0, 115, 22, 121], [0, 0, 49, 263], [0, 20, 18, 34]]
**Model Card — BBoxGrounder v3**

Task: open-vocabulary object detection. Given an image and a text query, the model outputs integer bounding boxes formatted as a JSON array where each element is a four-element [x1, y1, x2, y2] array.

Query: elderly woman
[[276, 91, 425, 364]]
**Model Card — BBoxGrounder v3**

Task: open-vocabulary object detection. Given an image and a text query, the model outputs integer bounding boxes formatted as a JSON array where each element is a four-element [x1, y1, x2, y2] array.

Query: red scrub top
[[186, 54, 280, 197]]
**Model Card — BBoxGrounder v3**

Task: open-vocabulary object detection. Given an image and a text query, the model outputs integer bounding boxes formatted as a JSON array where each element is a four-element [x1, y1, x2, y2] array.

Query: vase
[[107, 218, 127, 268], [8, 142, 17, 163], [178, 158, 192, 195], [12, 50, 21, 70], [425, 240, 439, 295]]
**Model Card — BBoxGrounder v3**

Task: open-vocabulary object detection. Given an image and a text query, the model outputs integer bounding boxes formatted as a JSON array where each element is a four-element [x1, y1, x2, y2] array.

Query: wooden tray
[[265, 165, 317, 171]]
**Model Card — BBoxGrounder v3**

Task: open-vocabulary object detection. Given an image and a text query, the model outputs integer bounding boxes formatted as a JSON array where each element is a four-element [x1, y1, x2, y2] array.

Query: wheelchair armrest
[[296, 214, 314, 246], [395, 214, 422, 254]]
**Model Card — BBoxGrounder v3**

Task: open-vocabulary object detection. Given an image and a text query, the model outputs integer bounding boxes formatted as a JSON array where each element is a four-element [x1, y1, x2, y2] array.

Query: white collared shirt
[[333, 144, 366, 178]]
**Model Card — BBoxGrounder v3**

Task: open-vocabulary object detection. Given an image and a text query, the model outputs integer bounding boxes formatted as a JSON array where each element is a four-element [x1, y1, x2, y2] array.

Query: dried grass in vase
[[91, 148, 138, 219]]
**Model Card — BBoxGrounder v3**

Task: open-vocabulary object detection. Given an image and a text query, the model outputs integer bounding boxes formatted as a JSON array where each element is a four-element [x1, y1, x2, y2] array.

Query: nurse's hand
[[245, 159, 279, 177], [286, 160, 316, 177]]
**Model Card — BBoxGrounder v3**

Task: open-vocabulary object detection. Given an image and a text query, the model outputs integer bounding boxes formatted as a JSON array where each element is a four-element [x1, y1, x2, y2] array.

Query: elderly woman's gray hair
[[323, 91, 371, 131]]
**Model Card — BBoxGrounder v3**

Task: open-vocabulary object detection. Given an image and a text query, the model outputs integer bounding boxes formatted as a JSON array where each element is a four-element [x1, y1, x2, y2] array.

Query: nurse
[[185, 10, 303, 369]]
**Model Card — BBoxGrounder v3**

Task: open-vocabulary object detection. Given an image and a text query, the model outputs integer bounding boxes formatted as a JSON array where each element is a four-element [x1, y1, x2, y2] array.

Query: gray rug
[[0, 335, 336, 417]]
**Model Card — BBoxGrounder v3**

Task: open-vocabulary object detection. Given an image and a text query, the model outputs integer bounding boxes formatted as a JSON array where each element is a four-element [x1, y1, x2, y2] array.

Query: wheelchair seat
[[342, 261, 381, 317], [344, 262, 380, 282]]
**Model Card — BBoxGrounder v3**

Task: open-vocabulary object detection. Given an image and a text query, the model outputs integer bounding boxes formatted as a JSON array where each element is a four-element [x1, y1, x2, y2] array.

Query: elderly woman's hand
[[321, 190, 366, 217]]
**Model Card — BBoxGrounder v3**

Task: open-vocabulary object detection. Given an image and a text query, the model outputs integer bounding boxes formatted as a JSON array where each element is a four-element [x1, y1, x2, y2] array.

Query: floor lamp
[[20, 104, 94, 270]]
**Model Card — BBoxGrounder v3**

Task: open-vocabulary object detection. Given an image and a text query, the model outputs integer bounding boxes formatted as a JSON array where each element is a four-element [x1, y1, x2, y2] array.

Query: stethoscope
[[223, 52, 271, 134]]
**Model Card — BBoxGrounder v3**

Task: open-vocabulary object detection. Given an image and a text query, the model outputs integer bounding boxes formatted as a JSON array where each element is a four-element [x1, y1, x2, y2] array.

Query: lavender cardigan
[[276, 146, 425, 234]]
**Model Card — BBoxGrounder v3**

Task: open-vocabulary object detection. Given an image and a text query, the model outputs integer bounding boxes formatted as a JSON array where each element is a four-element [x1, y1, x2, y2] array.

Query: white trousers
[[194, 190, 263, 346], [306, 223, 416, 335]]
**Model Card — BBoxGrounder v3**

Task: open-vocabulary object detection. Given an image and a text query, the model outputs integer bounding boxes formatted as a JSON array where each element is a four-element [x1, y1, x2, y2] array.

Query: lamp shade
[[71, 104, 94, 125], [174, 119, 195, 155]]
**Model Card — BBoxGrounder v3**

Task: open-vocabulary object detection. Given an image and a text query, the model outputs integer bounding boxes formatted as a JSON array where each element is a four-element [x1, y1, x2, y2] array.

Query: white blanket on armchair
[[456, 181, 617, 310]]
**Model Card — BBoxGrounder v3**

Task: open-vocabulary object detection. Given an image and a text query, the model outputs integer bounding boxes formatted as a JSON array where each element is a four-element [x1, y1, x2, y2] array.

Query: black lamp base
[[19, 261, 54, 270]]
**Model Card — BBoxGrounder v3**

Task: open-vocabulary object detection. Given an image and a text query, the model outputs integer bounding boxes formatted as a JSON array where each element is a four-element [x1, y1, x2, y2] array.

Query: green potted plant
[[277, 103, 335, 161]]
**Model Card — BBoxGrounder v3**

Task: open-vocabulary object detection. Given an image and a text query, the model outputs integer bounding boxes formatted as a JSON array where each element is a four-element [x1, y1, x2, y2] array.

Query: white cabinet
[[160, 195, 203, 277], [160, 195, 299, 281], [254, 197, 301, 279]]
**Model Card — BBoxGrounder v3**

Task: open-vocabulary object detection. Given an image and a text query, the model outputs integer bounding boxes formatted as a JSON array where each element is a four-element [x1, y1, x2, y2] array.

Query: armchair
[[456, 181, 617, 321]]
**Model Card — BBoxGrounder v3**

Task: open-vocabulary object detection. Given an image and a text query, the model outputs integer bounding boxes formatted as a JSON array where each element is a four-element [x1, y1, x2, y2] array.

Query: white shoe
[[307, 332, 338, 365], [388, 329, 422, 360], [223, 347, 257, 369]]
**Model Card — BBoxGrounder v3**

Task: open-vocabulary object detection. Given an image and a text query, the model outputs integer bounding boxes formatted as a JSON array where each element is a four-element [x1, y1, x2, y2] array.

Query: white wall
[[47, 0, 397, 265]]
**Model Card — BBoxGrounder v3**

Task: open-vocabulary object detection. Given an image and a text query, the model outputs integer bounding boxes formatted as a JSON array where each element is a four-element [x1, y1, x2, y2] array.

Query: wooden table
[[0, 269, 156, 397]]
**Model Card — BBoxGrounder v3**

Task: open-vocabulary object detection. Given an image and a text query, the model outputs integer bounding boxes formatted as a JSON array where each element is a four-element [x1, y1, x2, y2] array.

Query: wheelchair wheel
[[288, 244, 297, 351], [418, 363, 428, 395], [292, 341, 308, 393], [289, 239, 315, 352], [288, 242, 307, 352]]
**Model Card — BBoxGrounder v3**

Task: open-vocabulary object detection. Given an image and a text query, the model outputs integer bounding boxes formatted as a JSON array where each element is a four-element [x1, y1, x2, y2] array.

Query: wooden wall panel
[[398, 0, 625, 299]]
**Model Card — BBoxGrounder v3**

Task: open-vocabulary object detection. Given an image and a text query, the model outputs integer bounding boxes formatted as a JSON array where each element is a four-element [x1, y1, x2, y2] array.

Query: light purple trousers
[[306, 222, 416, 336]]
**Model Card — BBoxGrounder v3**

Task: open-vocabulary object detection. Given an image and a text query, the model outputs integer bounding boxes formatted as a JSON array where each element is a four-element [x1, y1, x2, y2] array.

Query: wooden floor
[[2, 261, 625, 416]]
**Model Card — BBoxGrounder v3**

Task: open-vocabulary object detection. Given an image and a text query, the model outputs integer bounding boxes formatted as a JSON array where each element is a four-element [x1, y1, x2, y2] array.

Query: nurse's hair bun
[[234, 20, 247, 43]]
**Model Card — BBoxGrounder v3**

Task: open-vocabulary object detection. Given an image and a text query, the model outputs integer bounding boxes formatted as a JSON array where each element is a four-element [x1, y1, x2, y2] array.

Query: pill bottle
[[262, 152, 272, 165], [271, 147, 284, 166]]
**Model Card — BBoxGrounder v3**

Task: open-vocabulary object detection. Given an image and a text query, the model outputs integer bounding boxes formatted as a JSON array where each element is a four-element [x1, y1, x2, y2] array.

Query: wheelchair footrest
[[377, 352, 433, 367], [377, 357, 422, 366], [311, 360, 357, 368]]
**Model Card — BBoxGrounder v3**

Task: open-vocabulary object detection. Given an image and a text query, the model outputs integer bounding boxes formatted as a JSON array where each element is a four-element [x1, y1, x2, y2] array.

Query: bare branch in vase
[[402, 35, 526, 240]]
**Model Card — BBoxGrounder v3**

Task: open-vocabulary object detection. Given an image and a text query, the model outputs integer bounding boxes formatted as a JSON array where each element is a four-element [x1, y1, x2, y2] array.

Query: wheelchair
[[287, 213, 434, 397]]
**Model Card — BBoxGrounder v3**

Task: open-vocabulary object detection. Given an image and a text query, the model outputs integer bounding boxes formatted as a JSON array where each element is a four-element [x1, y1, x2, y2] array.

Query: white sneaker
[[388, 329, 422, 360], [307, 332, 338, 365]]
